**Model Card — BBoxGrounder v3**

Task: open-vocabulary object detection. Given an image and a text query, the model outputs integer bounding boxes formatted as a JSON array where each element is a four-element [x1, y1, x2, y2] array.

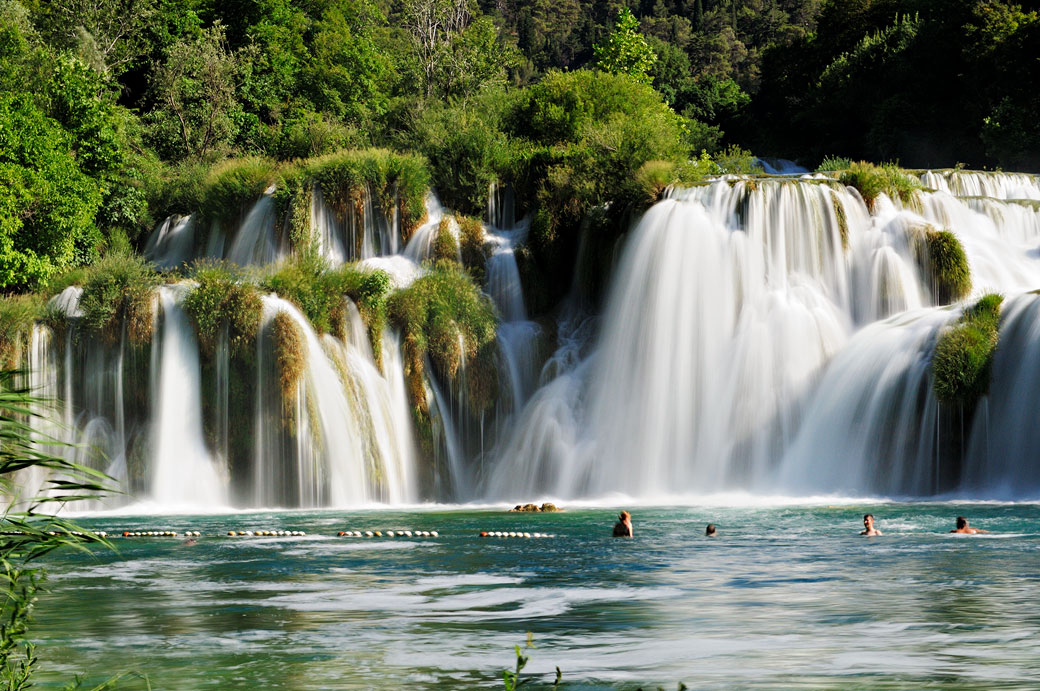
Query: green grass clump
[[817, 156, 852, 172], [77, 253, 160, 345], [388, 261, 498, 412], [261, 255, 391, 365], [634, 160, 676, 203], [0, 295, 43, 367], [911, 227, 972, 305], [932, 293, 1003, 405], [183, 261, 264, 358], [839, 161, 921, 211]]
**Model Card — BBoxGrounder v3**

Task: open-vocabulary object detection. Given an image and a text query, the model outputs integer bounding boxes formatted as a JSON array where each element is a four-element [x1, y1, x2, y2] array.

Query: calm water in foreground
[[31, 502, 1040, 689]]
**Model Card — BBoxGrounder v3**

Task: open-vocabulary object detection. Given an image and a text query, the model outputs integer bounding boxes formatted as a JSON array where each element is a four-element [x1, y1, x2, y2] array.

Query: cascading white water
[[488, 174, 1040, 500], [961, 293, 1040, 495], [227, 185, 282, 266], [144, 215, 195, 269], [151, 286, 228, 507], [255, 296, 417, 506]]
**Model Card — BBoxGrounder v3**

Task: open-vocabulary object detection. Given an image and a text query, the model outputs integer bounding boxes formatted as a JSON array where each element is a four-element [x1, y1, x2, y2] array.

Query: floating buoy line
[[479, 531, 554, 538], [4, 528, 559, 540]]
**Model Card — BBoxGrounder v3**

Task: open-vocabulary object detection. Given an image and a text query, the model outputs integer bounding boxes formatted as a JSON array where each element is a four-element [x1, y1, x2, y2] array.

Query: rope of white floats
[[76, 529, 559, 539]]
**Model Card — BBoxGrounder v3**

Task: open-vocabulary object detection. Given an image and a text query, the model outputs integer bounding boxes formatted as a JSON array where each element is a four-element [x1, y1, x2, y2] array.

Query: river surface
[[31, 502, 1040, 689]]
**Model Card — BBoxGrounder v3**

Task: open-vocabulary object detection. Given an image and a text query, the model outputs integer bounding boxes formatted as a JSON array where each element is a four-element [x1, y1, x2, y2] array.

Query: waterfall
[[144, 215, 195, 269], [254, 296, 417, 506], [151, 286, 228, 508], [227, 185, 281, 266], [961, 294, 1040, 495], [488, 174, 1040, 500]]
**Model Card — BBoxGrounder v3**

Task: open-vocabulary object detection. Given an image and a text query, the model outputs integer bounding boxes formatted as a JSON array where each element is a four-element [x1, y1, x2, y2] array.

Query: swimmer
[[705, 524, 717, 537], [182, 536, 198, 546], [950, 516, 989, 534], [612, 511, 633, 538], [860, 514, 883, 536]]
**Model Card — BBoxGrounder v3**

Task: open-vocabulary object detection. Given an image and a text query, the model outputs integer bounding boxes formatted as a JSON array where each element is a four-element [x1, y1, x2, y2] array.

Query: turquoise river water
[[31, 502, 1040, 689]]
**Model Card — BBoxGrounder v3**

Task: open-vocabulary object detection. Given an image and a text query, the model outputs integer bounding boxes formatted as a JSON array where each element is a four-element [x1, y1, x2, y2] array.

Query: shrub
[[932, 293, 1003, 405], [198, 157, 278, 227], [714, 144, 764, 174], [912, 227, 972, 305], [183, 261, 264, 358], [839, 161, 921, 211], [77, 253, 160, 345]]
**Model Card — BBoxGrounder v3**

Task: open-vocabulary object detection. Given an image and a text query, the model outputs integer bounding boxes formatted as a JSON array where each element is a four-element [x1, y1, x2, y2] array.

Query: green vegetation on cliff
[[932, 293, 1003, 405]]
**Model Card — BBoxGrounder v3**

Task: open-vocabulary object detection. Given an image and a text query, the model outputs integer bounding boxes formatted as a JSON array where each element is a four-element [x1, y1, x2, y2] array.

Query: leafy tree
[[147, 22, 239, 160], [593, 7, 657, 84]]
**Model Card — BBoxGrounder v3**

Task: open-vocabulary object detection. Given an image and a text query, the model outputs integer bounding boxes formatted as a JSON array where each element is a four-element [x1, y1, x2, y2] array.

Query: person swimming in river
[[613, 511, 633, 537], [950, 516, 989, 534], [860, 514, 883, 536], [705, 524, 717, 537]]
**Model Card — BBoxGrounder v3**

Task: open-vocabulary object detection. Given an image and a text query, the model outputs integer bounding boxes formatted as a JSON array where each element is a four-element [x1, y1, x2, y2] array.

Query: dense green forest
[[0, 0, 1037, 292]]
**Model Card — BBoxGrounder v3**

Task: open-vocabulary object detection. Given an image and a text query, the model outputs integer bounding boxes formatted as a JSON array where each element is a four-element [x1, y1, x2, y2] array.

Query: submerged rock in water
[[509, 502, 561, 512]]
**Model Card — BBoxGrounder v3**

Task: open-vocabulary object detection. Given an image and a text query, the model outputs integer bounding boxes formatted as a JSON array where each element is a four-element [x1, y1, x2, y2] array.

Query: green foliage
[[713, 144, 762, 174], [387, 261, 497, 393], [594, 8, 657, 85], [182, 261, 263, 357], [0, 296, 42, 369], [912, 227, 972, 305], [501, 633, 561, 691], [457, 215, 487, 284], [932, 293, 1003, 405], [433, 217, 459, 263], [278, 149, 431, 249], [0, 93, 103, 290], [198, 157, 277, 226], [839, 161, 921, 211], [76, 252, 159, 344]]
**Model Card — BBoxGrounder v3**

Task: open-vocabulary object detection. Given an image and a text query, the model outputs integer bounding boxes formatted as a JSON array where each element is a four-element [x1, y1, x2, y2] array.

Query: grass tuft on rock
[[0, 295, 43, 367], [457, 215, 488, 284], [839, 161, 921, 211], [433, 217, 459, 263], [932, 293, 1003, 405]]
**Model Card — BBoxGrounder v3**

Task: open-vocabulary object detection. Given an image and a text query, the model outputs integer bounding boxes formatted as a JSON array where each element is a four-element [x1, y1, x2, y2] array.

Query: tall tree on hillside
[[594, 8, 657, 84]]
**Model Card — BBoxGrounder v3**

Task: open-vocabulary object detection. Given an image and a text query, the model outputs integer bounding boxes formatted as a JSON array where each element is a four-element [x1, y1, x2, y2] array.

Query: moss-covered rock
[[911, 227, 972, 305], [183, 261, 264, 358], [387, 261, 498, 414], [432, 217, 459, 263], [261, 256, 391, 366], [932, 293, 1003, 405], [272, 311, 306, 425]]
